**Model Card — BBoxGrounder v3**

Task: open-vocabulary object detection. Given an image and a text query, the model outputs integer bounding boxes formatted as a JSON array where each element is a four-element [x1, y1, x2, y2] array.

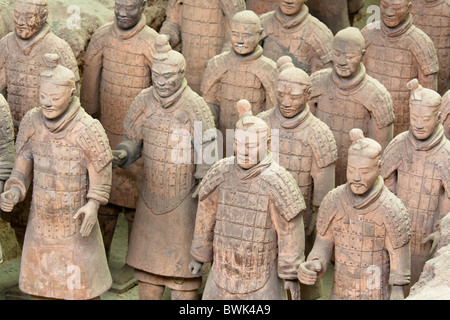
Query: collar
[[274, 103, 311, 130], [331, 64, 367, 91], [275, 4, 309, 29], [231, 45, 264, 63], [112, 15, 146, 40], [152, 78, 188, 110], [42, 96, 81, 135], [234, 151, 273, 181], [407, 124, 445, 152], [14, 23, 50, 55], [347, 176, 384, 210], [381, 13, 413, 38]]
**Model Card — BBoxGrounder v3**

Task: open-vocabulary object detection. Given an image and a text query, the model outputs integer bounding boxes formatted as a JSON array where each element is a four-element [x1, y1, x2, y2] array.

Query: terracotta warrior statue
[[189, 99, 305, 300], [411, 0, 450, 94], [201, 10, 279, 157], [0, 0, 80, 247], [159, 0, 246, 94], [259, 0, 334, 75], [362, 0, 439, 136], [309, 27, 395, 187], [441, 90, 450, 139], [257, 56, 337, 300], [0, 94, 15, 196], [0, 53, 112, 300], [381, 79, 450, 295], [80, 0, 159, 288], [112, 35, 217, 300], [298, 128, 412, 300]]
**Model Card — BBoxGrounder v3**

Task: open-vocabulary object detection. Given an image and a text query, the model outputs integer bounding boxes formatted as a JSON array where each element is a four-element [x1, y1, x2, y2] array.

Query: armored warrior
[[189, 99, 305, 300], [0, 54, 112, 300], [201, 10, 279, 157], [80, 0, 159, 288], [112, 35, 217, 300], [381, 79, 450, 294], [361, 0, 439, 136], [441, 90, 450, 139], [257, 57, 337, 299], [309, 27, 394, 187], [259, 0, 334, 75], [411, 0, 450, 94], [159, 0, 246, 94], [298, 128, 412, 300], [0, 0, 80, 246], [0, 94, 15, 195]]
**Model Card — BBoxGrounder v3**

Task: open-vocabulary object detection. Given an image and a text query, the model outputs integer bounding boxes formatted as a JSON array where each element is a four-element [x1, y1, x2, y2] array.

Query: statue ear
[[41, 9, 48, 23], [141, 0, 147, 14]]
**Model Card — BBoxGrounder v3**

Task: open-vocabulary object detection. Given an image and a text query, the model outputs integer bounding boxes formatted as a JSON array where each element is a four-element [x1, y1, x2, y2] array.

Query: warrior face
[[380, 0, 411, 28], [347, 154, 381, 196], [14, 1, 48, 40], [277, 80, 310, 118], [279, 0, 304, 16], [410, 103, 440, 140], [231, 12, 263, 56], [152, 61, 185, 98], [234, 128, 270, 170], [332, 37, 364, 79], [39, 80, 75, 120], [114, 0, 146, 30]]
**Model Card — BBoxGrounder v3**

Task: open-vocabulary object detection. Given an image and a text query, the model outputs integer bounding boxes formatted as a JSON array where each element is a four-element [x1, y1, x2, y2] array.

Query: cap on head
[[407, 79, 441, 110], [277, 56, 311, 87], [235, 99, 270, 134], [153, 35, 186, 70], [15, 0, 48, 7], [40, 53, 76, 87], [348, 128, 382, 159], [334, 27, 365, 52], [232, 10, 262, 30]]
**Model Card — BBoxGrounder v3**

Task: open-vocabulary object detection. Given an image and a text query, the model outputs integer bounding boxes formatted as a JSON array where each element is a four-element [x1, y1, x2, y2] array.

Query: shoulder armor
[[248, 55, 279, 109], [315, 186, 342, 236], [198, 157, 233, 200], [360, 75, 395, 128], [406, 25, 439, 75], [307, 116, 338, 168], [0, 95, 14, 146], [304, 15, 334, 62], [76, 114, 112, 173], [261, 161, 306, 222], [310, 68, 332, 99], [360, 22, 380, 45], [15, 108, 39, 155], [220, 0, 246, 19], [200, 51, 230, 98], [437, 141, 450, 198], [380, 187, 412, 249], [256, 109, 273, 124], [48, 33, 80, 81], [380, 133, 408, 179], [123, 88, 152, 141]]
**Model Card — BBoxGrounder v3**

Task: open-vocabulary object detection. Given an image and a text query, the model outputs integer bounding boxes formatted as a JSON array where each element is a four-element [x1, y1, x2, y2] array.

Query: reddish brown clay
[[309, 27, 394, 187], [411, 0, 450, 94], [259, 1, 334, 75], [299, 128, 412, 300], [159, 0, 246, 94], [189, 99, 305, 300], [112, 35, 217, 300], [257, 56, 337, 299], [245, 0, 278, 14], [441, 90, 450, 139], [381, 79, 450, 295], [0, 53, 113, 300], [80, 0, 159, 266], [201, 10, 279, 157], [0, 94, 15, 195], [361, 0, 439, 136]]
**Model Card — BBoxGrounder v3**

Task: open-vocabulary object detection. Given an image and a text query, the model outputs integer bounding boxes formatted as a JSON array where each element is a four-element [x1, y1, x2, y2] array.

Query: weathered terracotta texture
[[441, 90, 450, 139], [245, 0, 277, 14], [362, 1, 439, 136], [299, 128, 412, 300], [190, 100, 305, 300], [159, 0, 246, 94], [259, 2, 334, 75], [411, 0, 450, 94], [257, 57, 337, 299], [0, 94, 14, 194], [381, 79, 450, 295], [201, 10, 279, 157], [113, 35, 217, 300], [309, 27, 394, 187], [0, 53, 112, 300]]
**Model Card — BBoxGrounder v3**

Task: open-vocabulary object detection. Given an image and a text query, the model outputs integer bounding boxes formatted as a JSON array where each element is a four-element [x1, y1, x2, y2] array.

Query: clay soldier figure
[[441, 90, 450, 139], [80, 0, 159, 289], [159, 0, 246, 94], [309, 27, 395, 187], [411, 0, 450, 94], [0, 94, 15, 195], [201, 10, 279, 157], [189, 99, 305, 300], [0, 0, 80, 247], [257, 57, 338, 299], [298, 128, 412, 300], [361, 0, 439, 136], [381, 79, 450, 294], [0, 53, 112, 300], [259, 0, 334, 75], [112, 35, 217, 300]]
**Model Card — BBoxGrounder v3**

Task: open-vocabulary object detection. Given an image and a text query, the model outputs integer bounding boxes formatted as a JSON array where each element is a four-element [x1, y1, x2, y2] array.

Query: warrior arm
[[418, 72, 438, 92], [369, 118, 394, 151], [115, 136, 143, 170], [310, 159, 336, 208], [306, 231, 334, 279], [159, 0, 182, 48], [0, 37, 8, 97], [0, 99, 15, 182], [4, 144, 33, 203], [385, 236, 411, 287]]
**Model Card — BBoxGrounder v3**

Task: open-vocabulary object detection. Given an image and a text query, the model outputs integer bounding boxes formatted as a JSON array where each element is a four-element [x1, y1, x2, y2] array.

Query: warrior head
[[347, 128, 382, 195], [276, 56, 311, 118], [441, 91, 450, 140], [114, 0, 147, 30], [14, 0, 48, 40], [39, 53, 76, 120], [333, 27, 365, 79], [380, 0, 412, 28], [278, 0, 306, 17], [234, 99, 271, 169], [152, 35, 186, 98], [407, 79, 442, 140], [231, 10, 263, 56]]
